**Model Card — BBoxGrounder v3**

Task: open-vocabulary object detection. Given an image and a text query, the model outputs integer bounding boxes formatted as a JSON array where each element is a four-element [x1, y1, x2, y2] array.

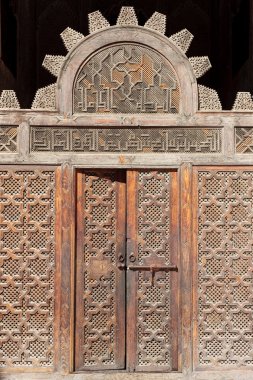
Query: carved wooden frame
[[0, 8, 253, 380], [57, 27, 198, 116]]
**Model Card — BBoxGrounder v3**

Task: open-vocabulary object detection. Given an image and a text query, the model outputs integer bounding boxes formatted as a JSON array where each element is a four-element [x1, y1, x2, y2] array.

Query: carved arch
[[0, 7, 226, 112], [58, 27, 197, 116]]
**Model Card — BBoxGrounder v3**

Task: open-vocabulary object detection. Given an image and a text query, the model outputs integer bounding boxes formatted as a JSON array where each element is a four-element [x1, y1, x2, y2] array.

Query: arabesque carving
[[198, 85, 222, 111], [32, 84, 56, 111], [189, 57, 211, 79], [31, 127, 222, 153], [136, 171, 172, 369], [88, 11, 110, 34], [116, 7, 138, 26], [0, 126, 18, 152], [0, 91, 20, 109], [73, 44, 180, 114], [232, 92, 253, 111], [144, 12, 166, 35], [60, 27, 84, 52], [236, 128, 253, 153], [169, 29, 193, 53], [42, 55, 65, 78], [0, 169, 56, 368], [197, 170, 253, 367]]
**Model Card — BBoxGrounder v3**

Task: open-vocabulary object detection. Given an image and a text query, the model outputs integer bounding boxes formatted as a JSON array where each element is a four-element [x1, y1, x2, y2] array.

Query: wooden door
[[126, 170, 179, 372], [75, 169, 179, 372], [75, 170, 126, 371]]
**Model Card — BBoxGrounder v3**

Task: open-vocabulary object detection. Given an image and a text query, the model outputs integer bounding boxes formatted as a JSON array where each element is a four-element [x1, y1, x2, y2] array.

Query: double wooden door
[[75, 170, 179, 372]]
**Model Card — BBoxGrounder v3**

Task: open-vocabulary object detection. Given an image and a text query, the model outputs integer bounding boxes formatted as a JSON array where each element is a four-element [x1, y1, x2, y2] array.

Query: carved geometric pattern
[[42, 55, 65, 78], [31, 84, 56, 111], [116, 7, 138, 26], [235, 128, 253, 153], [144, 12, 166, 35], [0, 168, 55, 368], [189, 57, 212, 79], [60, 27, 84, 52], [198, 85, 222, 111], [232, 92, 253, 111], [0, 90, 20, 109], [80, 172, 119, 367], [169, 29, 194, 54], [0, 126, 18, 152], [136, 171, 172, 369], [197, 170, 253, 367], [88, 11, 110, 34], [73, 44, 180, 114], [31, 127, 222, 153]]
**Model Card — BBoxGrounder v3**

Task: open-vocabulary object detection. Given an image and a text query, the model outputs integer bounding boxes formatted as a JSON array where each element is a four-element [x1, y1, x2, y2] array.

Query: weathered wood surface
[[75, 170, 126, 371], [1, 370, 253, 380]]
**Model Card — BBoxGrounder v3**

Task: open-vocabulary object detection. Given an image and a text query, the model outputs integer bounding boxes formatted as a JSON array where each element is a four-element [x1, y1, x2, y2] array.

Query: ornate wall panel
[[236, 127, 253, 153], [73, 44, 180, 114], [0, 126, 18, 152], [0, 168, 56, 368], [31, 127, 222, 153], [127, 170, 179, 372], [75, 171, 125, 371], [196, 169, 253, 368]]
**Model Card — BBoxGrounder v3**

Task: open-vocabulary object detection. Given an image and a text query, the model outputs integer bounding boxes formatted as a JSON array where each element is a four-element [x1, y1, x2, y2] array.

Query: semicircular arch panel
[[73, 43, 180, 114]]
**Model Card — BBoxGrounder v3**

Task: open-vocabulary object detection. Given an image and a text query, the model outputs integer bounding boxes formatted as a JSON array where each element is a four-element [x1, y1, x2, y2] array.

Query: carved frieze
[[31, 127, 222, 154]]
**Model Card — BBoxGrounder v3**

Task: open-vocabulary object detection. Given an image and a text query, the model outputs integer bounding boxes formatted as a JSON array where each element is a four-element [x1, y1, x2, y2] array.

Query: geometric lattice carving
[[235, 128, 253, 153], [0, 168, 55, 368], [0, 90, 20, 109], [232, 92, 253, 111], [76, 171, 124, 370], [31, 127, 222, 153], [0, 126, 18, 152], [198, 85, 222, 111], [88, 11, 110, 34], [189, 56, 212, 79], [116, 7, 138, 26], [60, 27, 84, 52], [74, 44, 180, 114], [144, 12, 166, 35], [42, 55, 65, 78], [31, 84, 56, 111], [136, 171, 172, 369], [169, 29, 194, 53], [197, 169, 253, 367]]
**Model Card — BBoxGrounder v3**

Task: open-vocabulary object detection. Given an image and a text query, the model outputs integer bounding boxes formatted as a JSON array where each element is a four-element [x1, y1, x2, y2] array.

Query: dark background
[[0, 0, 252, 109]]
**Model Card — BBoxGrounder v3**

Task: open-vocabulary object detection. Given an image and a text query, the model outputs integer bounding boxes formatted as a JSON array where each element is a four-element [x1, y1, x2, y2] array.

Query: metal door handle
[[128, 265, 178, 271]]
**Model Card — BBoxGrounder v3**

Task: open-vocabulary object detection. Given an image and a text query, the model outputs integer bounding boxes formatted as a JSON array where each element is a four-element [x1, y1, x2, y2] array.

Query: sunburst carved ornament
[[2, 6, 244, 112]]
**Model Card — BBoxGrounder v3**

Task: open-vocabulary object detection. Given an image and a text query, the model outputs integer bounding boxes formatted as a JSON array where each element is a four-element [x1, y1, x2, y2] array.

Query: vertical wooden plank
[[192, 166, 199, 370], [60, 162, 73, 374], [54, 166, 62, 372], [115, 171, 126, 368], [75, 170, 85, 371], [180, 163, 193, 376], [170, 171, 180, 371], [126, 170, 138, 372]]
